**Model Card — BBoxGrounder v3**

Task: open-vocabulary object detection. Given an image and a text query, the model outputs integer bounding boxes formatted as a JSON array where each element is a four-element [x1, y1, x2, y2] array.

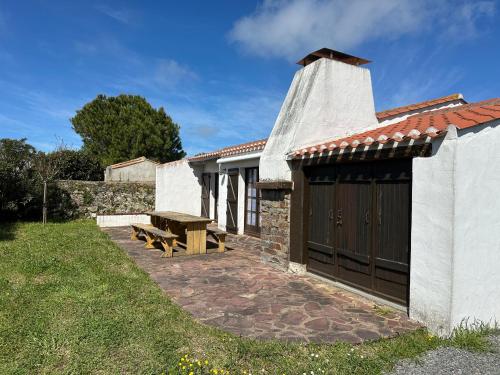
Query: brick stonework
[[260, 189, 291, 269]]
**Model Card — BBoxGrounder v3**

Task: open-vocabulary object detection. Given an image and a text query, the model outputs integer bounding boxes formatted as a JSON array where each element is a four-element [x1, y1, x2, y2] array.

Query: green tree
[[48, 149, 103, 181], [0, 138, 40, 219], [33, 151, 61, 224], [71, 94, 185, 166]]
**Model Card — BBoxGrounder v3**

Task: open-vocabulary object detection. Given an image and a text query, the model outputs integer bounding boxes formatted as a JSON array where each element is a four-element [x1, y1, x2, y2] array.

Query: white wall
[[155, 159, 203, 216], [451, 122, 500, 329], [260, 57, 378, 182], [410, 129, 456, 336], [96, 214, 151, 227], [410, 121, 500, 336], [105, 160, 157, 182]]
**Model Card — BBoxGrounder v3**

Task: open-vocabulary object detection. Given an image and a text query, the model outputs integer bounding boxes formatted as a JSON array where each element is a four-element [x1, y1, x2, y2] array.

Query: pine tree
[[71, 94, 186, 166]]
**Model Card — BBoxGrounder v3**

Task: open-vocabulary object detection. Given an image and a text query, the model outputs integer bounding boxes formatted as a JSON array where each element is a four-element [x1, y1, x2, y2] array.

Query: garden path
[[104, 226, 420, 343]]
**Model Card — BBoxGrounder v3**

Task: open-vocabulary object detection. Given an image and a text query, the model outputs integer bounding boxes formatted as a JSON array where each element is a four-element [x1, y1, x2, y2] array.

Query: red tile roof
[[110, 156, 158, 169], [189, 138, 267, 162], [292, 98, 500, 158], [188, 149, 221, 162], [376, 93, 466, 121]]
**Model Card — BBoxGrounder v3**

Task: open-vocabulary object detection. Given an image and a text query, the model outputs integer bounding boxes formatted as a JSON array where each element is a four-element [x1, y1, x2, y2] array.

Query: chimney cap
[[297, 48, 371, 67]]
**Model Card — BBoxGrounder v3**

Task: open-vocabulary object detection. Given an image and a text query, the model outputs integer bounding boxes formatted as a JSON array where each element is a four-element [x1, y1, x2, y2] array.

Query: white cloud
[[73, 37, 197, 91], [229, 0, 496, 61], [443, 1, 496, 40], [153, 59, 198, 88], [107, 58, 198, 93], [95, 4, 134, 24]]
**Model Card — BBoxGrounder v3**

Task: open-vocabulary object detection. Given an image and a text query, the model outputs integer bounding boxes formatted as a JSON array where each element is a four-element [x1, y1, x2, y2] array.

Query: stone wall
[[260, 189, 291, 270], [51, 180, 155, 219]]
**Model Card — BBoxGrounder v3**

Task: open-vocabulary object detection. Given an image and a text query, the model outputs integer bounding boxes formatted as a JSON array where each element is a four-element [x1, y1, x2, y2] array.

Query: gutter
[[216, 151, 262, 164]]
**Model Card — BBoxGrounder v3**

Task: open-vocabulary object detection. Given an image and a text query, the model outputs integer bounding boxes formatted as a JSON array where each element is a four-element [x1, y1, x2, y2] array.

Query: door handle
[[336, 209, 343, 226], [365, 210, 370, 224], [329, 209, 334, 220]]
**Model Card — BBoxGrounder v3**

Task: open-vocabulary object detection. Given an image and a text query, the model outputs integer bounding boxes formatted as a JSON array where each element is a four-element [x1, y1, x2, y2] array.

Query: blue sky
[[0, 0, 499, 156]]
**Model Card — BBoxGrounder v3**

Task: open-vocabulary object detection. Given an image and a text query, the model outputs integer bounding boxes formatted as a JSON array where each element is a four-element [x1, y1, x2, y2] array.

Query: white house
[[156, 139, 266, 236], [155, 48, 500, 336]]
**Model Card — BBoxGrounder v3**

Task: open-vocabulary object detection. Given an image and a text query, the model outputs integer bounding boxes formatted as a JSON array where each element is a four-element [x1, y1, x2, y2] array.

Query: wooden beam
[[256, 180, 294, 190]]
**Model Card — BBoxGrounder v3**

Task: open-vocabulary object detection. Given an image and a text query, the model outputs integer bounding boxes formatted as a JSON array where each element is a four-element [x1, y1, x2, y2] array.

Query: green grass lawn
[[0, 221, 492, 374]]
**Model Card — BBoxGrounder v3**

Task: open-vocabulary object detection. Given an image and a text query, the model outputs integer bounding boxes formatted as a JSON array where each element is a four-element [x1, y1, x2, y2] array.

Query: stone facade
[[52, 180, 155, 219], [260, 189, 291, 270]]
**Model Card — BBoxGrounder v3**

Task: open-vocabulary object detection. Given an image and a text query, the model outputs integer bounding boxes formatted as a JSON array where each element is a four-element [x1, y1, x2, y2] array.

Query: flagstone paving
[[103, 226, 421, 343]]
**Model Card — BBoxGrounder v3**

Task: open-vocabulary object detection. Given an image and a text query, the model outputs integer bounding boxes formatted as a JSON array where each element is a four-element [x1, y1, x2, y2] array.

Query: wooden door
[[244, 167, 260, 236], [226, 169, 239, 233], [306, 166, 336, 278], [304, 160, 412, 306], [214, 173, 219, 222], [333, 164, 373, 291], [201, 173, 210, 218], [372, 159, 411, 304]]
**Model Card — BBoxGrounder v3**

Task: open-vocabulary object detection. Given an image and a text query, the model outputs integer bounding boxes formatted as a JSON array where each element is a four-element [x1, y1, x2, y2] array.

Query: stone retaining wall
[[260, 189, 291, 270], [51, 180, 155, 219]]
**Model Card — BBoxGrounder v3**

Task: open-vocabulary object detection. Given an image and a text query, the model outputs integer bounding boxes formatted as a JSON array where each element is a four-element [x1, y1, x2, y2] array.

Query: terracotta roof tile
[[376, 93, 466, 120], [188, 138, 267, 162], [185, 96, 495, 162], [188, 150, 221, 162], [292, 98, 500, 158], [110, 156, 158, 169]]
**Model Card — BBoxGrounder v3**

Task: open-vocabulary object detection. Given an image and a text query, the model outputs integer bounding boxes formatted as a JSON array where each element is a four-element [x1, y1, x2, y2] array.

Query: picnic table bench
[[131, 223, 179, 257], [131, 212, 228, 257], [147, 211, 213, 255], [207, 227, 227, 253]]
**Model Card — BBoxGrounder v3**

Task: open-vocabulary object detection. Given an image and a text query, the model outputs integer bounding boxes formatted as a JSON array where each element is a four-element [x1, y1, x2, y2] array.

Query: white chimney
[[259, 49, 378, 182]]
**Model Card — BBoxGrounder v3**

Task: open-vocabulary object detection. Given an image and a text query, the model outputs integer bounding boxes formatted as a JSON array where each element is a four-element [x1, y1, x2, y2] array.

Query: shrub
[[49, 149, 103, 181], [0, 138, 41, 220]]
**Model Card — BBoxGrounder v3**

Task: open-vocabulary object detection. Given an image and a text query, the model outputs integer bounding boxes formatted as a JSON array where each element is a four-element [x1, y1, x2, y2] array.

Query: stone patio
[[103, 226, 421, 343]]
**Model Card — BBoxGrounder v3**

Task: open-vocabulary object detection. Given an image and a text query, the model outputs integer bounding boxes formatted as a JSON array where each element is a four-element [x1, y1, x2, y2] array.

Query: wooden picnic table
[[147, 211, 212, 255]]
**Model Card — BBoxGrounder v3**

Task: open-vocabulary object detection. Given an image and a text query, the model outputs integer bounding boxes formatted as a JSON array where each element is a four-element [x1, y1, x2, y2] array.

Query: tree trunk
[[43, 181, 47, 225]]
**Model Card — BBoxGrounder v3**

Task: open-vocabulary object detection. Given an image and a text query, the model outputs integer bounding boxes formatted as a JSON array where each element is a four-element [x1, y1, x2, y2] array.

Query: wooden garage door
[[307, 166, 335, 278], [372, 161, 411, 303], [306, 159, 411, 305], [335, 164, 373, 292]]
